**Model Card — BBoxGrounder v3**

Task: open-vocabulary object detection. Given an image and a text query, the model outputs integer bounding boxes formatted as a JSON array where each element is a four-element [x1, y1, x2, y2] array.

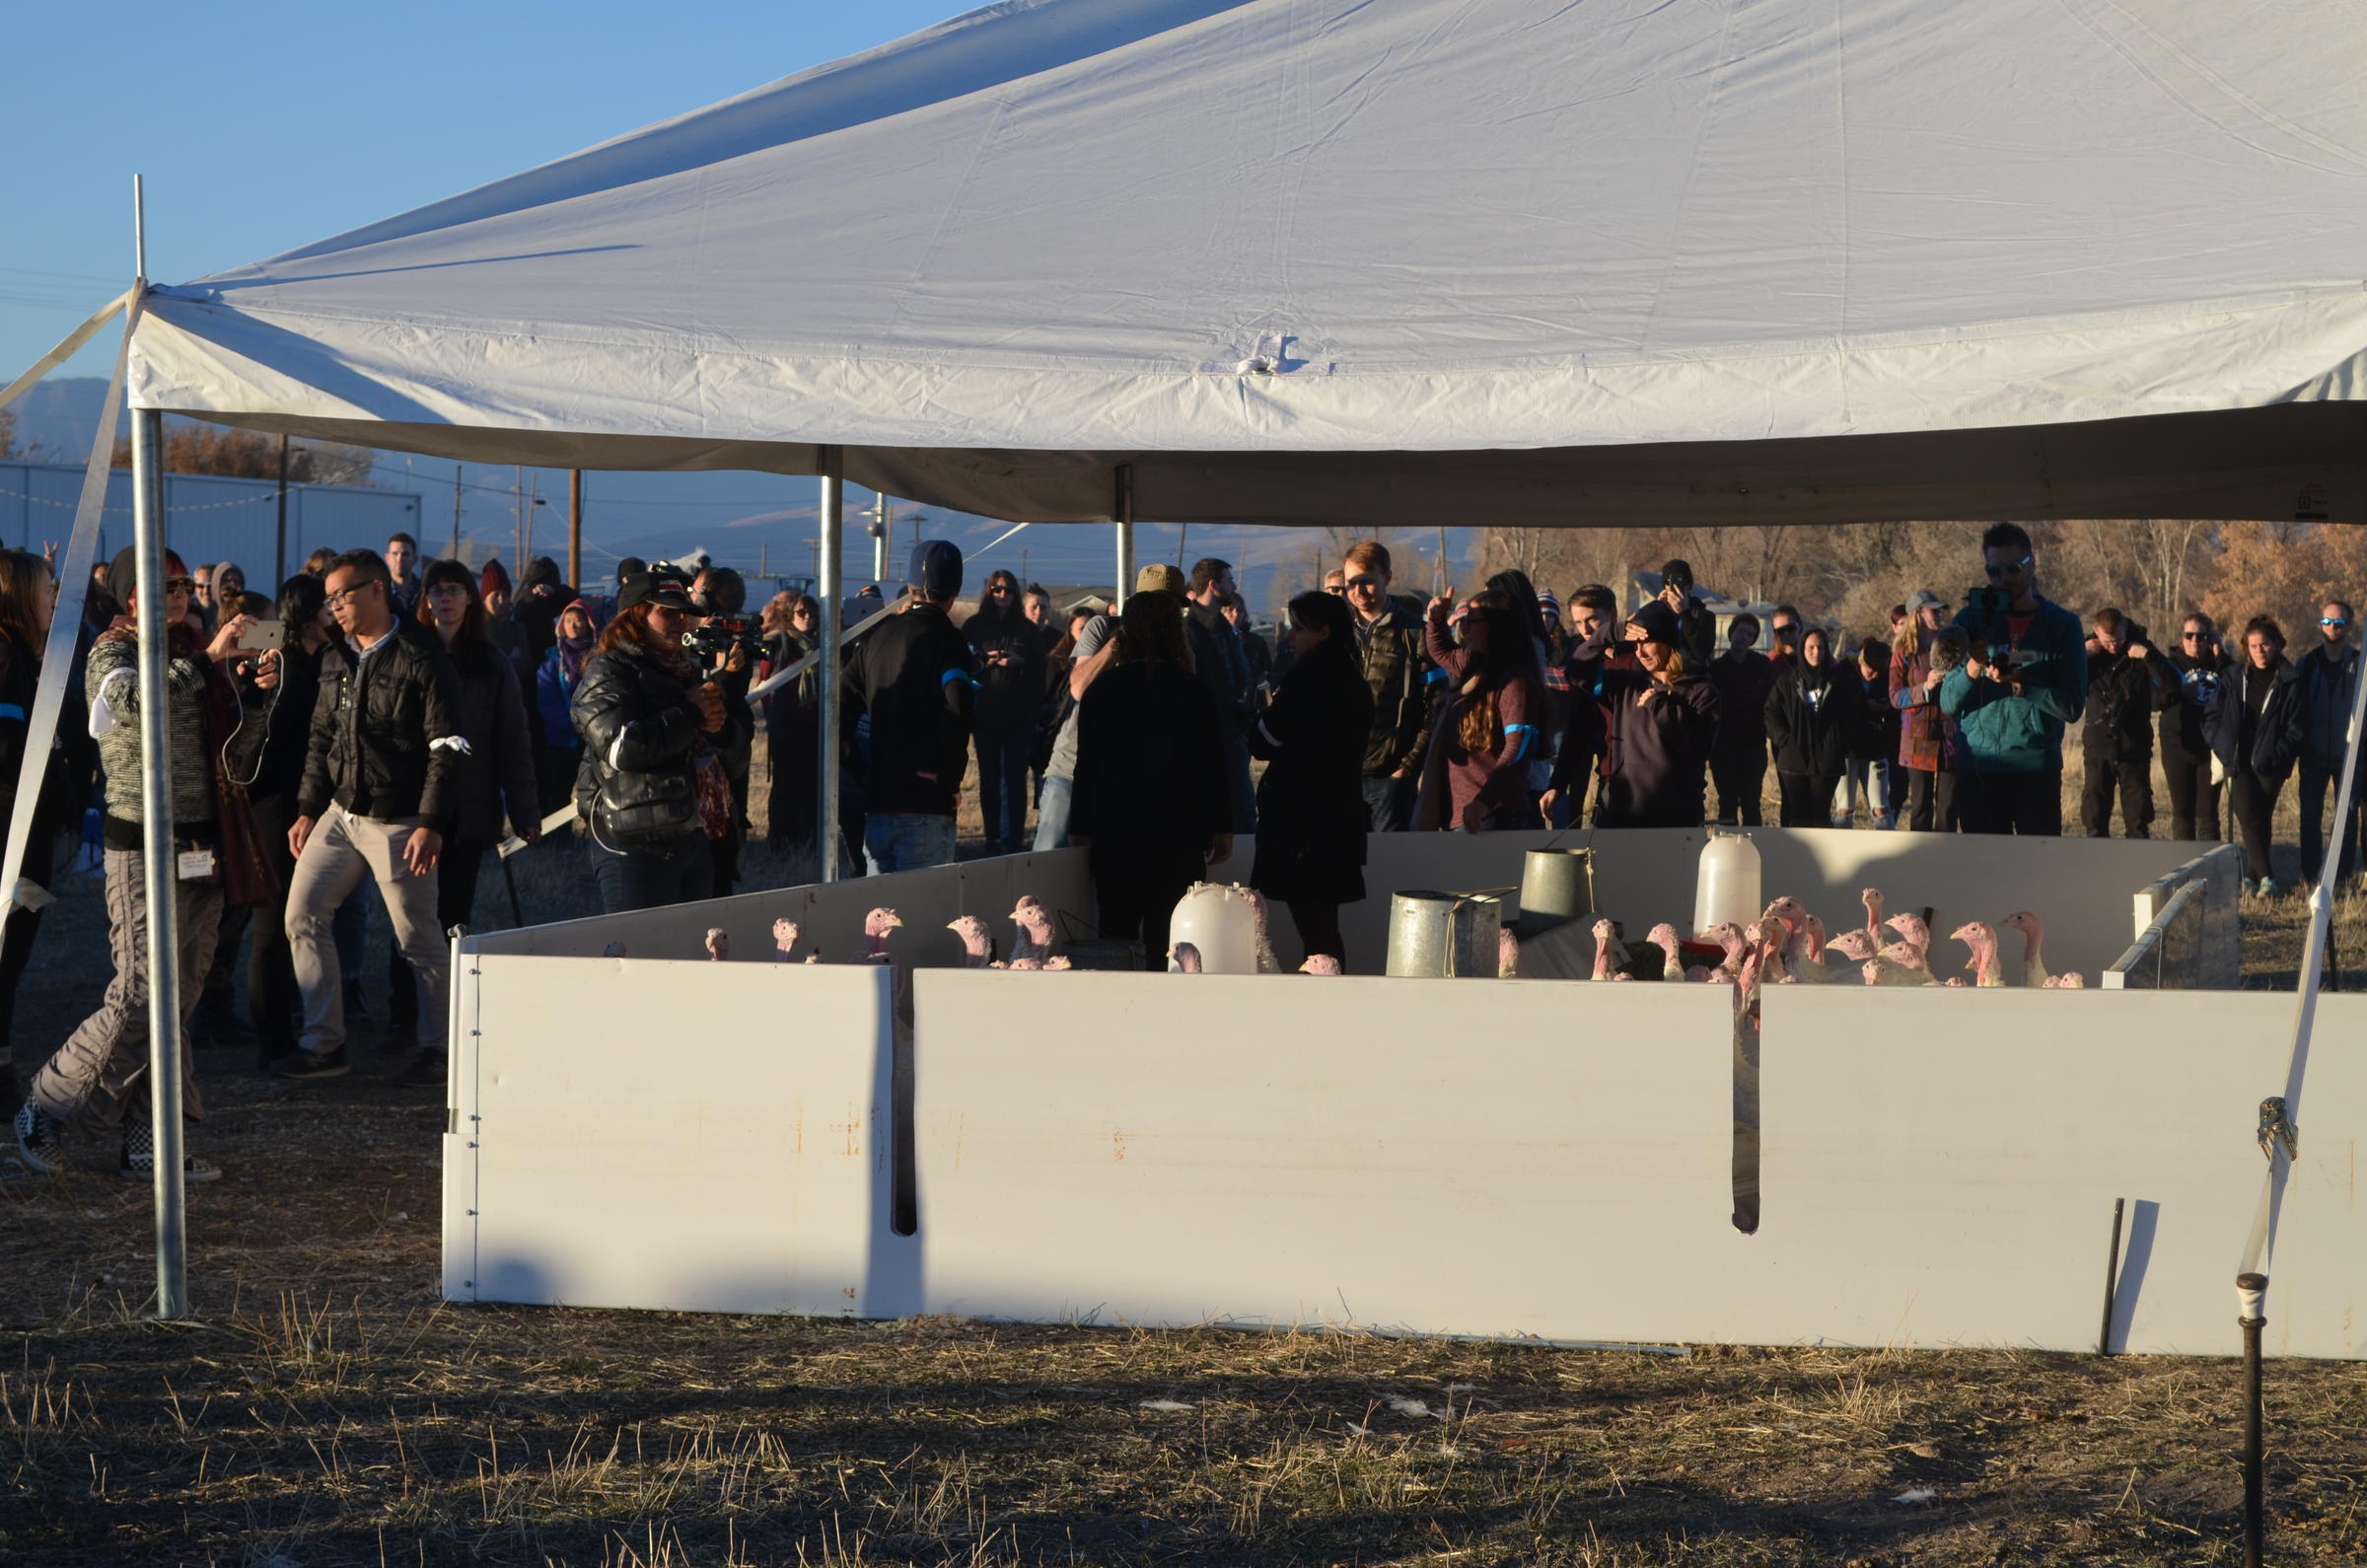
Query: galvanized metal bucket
[[1515, 847, 1597, 938], [1386, 890, 1504, 978]]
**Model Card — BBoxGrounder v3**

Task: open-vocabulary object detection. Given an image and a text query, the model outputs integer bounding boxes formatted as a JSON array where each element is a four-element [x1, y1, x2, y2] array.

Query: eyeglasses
[[1771, 623, 1798, 639], [426, 583, 469, 599], [792, 607, 816, 619], [163, 576, 196, 595], [2183, 631, 2211, 640], [324, 579, 380, 609], [1983, 557, 2034, 579], [2323, 618, 2351, 629]]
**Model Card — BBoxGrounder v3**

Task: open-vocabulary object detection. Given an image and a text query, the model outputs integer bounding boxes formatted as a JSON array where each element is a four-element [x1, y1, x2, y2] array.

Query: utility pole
[[866, 491, 889, 583], [513, 465, 525, 577], [758, 542, 768, 578], [523, 475, 538, 572], [272, 433, 290, 584], [567, 468, 583, 589], [451, 465, 464, 561], [1437, 525, 1449, 592]]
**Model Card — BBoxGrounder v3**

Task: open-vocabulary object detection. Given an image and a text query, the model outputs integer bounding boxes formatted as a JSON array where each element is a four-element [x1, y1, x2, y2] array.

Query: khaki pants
[[30, 846, 220, 1136], [287, 804, 447, 1053]]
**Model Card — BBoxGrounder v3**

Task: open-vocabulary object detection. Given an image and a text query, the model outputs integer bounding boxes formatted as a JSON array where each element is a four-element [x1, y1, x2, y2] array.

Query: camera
[[682, 615, 764, 659], [1964, 585, 2011, 618]]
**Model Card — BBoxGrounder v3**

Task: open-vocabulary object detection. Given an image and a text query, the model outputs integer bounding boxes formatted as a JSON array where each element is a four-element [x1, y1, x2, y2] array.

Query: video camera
[[1961, 585, 2046, 677], [683, 615, 764, 660]]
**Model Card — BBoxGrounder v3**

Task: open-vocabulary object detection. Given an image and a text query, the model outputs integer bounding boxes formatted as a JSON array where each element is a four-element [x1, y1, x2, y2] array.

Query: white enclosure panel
[[446, 953, 901, 1316], [2260, 995, 2367, 1359], [1314, 830, 2227, 985], [1757, 987, 2364, 1356], [468, 846, 1094, 969], [912, 971, 1742, 1342]]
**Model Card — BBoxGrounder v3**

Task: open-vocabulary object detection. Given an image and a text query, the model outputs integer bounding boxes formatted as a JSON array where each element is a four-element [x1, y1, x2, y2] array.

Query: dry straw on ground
[[5, 739, 2366, 1564]]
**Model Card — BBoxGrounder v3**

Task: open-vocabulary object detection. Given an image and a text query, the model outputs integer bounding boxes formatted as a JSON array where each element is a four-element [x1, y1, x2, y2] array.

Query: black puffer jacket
[[571, 641, 745, 850], [2081, 622, 2175, 763], [2205, 657, 2307, 780], [1764, 660, 1861, 776], [298, 620, 465, 826]]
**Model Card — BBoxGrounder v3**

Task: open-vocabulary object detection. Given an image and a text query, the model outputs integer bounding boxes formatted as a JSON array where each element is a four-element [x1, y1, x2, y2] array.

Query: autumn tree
[[111, 421, 377, 486]]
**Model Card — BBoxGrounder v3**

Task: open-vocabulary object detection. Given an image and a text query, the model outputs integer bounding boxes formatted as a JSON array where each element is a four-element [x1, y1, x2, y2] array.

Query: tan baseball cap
[[1134, 563, 1185, 595]]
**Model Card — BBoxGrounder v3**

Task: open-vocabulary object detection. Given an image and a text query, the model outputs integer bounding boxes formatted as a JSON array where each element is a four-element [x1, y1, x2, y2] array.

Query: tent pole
[[567, 468, 583, 590], [817, 450, 844, 882], [273, 434, 289, 585], [1113, 464, 1134, 601], [129, 175, 187, 1320]]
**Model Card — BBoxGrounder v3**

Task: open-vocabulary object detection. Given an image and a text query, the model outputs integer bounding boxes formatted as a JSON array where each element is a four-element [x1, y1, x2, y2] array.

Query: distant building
[[0, 460, 425, 583]]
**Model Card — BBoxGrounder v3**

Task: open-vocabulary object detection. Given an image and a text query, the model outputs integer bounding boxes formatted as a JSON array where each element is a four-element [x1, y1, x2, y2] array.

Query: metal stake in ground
[[2238, 1270, 2267, 1567]]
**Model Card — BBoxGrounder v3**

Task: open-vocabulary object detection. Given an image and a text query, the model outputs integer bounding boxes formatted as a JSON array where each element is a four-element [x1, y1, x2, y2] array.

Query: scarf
[[557, 599, 599, 680], [106, 615, 279, 908]]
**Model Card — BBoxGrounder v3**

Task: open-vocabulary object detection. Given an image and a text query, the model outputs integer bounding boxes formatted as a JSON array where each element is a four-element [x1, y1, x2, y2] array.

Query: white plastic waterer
[[1166, 882, 1260, 973], [1692, 827, 1762, 936]]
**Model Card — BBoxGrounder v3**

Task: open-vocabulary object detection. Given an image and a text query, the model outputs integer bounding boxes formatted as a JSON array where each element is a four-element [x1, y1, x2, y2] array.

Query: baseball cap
[[614, 572, 696, 613], [907, 538, 964, 597], [1659, 559, 1694, 593], [1906, 589, 1947, 613], [1134, 562, 1185, 595]]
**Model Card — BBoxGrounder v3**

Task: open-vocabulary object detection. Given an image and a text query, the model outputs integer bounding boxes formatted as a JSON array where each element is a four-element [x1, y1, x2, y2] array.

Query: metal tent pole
[[868, 492, 889, 584], [1113, 464, 1135, 601], [567, 468, 583, 589], [817, 449, 844, 881], [129, 176, 187, 1319]]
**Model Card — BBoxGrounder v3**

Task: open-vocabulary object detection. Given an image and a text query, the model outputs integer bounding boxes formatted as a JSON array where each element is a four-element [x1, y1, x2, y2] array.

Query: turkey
[[1882, 911, 1931, 963], [1240, 887, 1284, 974], [1171, 941, 1204, 974], [1008, 896, 1057, 965], [1300, 955, 1343, 975], [601, 941, 628, 960], [1950, 920, 2004, 988], [771, 918, 802, 962], [1498, 926, 1521, 979], [1874, 939, 1932, 986], [1825, 928, 1883, 983], [1997, 910, 2050, 988], [1590, 918, 1619, 981], [704, 928, 730, 962], [861, 908, 903, 963], [948, 915, 995, 968], [1860, 887, 1885, 943], [1644, 923, 1686, 982]]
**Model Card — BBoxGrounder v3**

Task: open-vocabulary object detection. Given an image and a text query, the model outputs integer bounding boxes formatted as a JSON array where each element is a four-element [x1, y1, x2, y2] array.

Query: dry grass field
[[4, 740, 2365, 1565]]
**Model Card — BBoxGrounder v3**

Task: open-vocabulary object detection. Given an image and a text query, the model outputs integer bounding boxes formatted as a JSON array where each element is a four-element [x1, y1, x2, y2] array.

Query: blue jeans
[[1033, 774, 1076, 852], [865, 813, 958, 876], [974, 726, 1033, 851], [1361, 774, 1412, 832], [593, 829, 715, 914]]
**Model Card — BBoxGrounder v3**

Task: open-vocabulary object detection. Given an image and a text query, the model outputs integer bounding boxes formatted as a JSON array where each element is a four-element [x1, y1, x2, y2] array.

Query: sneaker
[[13, 1100, 64, 1176], [269, 1045, 350, 1081], [392, 1049, 447, 1090], [118, 1119, 221, 1183]]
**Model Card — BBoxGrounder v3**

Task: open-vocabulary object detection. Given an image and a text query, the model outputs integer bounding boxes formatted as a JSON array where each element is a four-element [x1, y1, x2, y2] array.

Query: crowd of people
[[3, 519, 2360, 1179]]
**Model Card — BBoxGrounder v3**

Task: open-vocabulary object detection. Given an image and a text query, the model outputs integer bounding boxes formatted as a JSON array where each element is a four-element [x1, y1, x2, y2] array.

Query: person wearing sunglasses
[[1939, 523, 2087, 836], [2297, 599, 2363, 890], [2160, 612, 2227, 844], [16, 547, 279, 1182]]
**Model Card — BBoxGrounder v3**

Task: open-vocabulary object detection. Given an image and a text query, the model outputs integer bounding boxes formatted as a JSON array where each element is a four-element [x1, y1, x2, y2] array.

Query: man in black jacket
[[839, 540, 976, 874], [1339, 540, 1435, 830], [2161, 611, 2225, 841], [275, 549, 466, 1082], [2079, 607, 2174, 838]]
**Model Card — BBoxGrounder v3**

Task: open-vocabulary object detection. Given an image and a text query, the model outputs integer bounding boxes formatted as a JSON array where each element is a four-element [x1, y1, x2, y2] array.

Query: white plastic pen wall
[[448, 831, 2355, 1357]]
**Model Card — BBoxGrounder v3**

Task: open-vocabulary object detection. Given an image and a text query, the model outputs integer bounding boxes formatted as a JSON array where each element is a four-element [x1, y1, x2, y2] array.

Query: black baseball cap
[[615, 572, 696, 613], [1627, 599, 1685, 648], [907, 538, 964, 597], [1660, 558, 1694, 593]]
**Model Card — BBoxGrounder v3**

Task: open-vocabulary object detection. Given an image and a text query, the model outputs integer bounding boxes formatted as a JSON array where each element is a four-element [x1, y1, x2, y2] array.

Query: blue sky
[[0, 1, 1460, 603]]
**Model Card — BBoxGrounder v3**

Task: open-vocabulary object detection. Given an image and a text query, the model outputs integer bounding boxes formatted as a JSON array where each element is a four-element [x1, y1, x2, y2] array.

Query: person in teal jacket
[[1939, 524, 2088, 835]]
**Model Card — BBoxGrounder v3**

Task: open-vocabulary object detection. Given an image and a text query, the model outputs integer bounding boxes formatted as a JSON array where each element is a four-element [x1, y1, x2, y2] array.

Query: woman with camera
[[571, 572, 747, 913]]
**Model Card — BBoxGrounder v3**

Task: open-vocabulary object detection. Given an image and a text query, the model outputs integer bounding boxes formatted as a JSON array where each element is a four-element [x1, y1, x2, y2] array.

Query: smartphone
[[237, 618, 286, 652]]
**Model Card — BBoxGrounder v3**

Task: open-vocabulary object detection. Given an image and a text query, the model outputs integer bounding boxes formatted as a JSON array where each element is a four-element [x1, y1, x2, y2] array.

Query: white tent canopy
[[129, 0, 2367, 527]]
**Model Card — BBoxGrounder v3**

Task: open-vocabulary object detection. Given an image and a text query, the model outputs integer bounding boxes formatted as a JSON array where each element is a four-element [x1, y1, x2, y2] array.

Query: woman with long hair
[[381, 561, 541, 1076], [1589, 599, 1721, 827], [1415, 587, 1544, 831], [1764, 625, 1862, 827], [964, 567, 1044, 853], [0, 552, 92, 1105], [1071, 591, 1231, 967], [571, 573, 745, 913], [2207, 614, 2308, 894], [241, 573, 333, 1070], [1249, 589, 1374, 965], [760, 591, 823, 848]]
